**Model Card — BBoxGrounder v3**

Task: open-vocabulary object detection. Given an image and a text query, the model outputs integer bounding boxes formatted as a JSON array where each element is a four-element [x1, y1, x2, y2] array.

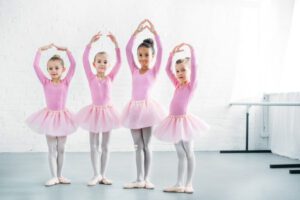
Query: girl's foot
[[123, 181, 146, 189], [184, 185, 194, 194], [163, 185, 185, 193], [100, 177, 112, 185], [87, 176, 102, 186], [58, 177, 71, 184], [144, 180, 155, 189], [45, 177, 59, 187]]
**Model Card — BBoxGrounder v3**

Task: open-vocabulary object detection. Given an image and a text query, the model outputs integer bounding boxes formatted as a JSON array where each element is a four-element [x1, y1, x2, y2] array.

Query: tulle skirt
[[154, 114, 209, 143], [76, 104, 120, 133], [26, 108, 78, 137], [121, 99, 166, 129]]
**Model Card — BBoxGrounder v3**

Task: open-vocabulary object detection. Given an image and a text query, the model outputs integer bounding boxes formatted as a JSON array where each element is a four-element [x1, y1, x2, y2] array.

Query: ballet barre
[[220, 102, 300, 154]]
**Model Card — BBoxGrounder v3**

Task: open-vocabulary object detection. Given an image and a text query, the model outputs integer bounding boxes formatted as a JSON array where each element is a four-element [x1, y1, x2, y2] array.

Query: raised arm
[[107, 32, 121, 81], [126, 35, 138, 73], [82, 44, 95, 80], [189, 45, 197, 88], [108, 48, 121, 81], [52, 44, 76, 83], [126, 20, 148, 73], [64, 50, 76, 83], [33, 44, 53, 84], [145, 20, 162, 75], [152, 34, 162, 75], [165, 53, 178, 86]]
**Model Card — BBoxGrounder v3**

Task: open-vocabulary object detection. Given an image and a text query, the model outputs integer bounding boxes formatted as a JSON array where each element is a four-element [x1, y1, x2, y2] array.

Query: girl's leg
[[89, 132, 100, 178], [57, 136, 67, 178], [100, 131, 111, 181], [45, 136, 59, 186], [46, 136, 58, 178], [141, 127, 153, 181], [182, 141, 195, 187], [131, 129, 144, 182], [174, 141, 186, 187]]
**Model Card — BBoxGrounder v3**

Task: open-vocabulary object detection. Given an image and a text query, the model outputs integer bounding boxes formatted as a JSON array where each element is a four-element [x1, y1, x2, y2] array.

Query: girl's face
[[93, 54, 110, 74], [137, 47, 153, 68], [175, 63, 190, 84], [47, 60, 65, 80]]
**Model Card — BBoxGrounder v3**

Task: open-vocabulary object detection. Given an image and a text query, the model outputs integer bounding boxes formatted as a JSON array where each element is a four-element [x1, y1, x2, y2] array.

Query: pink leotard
[[83, 45, 121, 106], [166, 48, 197, 115], [126, 35, 162, 101], [33, 50, 75, 111]]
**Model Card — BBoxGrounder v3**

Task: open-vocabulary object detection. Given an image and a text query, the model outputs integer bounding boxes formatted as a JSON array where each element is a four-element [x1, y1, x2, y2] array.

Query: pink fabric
[[82, 45, 121, 105], [76, 105, 120, 133], [126, 35, 162, 101], [26, 108, 77, 136], [166, 49, 197, 115], [121, 99, 166, 129], [154, 48, 209, 142], [26, 50, 77, 136], [76, 45, 121, 132], [154, 114, 209, 143], [121, 34, 166, 129]]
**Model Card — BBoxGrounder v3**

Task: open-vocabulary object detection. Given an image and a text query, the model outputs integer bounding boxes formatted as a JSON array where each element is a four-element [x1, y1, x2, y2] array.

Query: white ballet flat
[[100, 177, 113, 185], [58, 177, 71, 184], [144, 180, 155, 189], [163, 185, 185, 193], [184, 185, 194, 194], [87, 176, 102, 186], [45, 177, 59, 187], [123, 181, 146, 189]]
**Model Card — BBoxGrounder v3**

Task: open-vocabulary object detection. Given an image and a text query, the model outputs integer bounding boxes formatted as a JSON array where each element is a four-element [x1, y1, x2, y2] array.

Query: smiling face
[[175, 62, 190, 84], [47, 59, 65, 80], [137, 47, 153, 68], [93, 53, 110, 74]]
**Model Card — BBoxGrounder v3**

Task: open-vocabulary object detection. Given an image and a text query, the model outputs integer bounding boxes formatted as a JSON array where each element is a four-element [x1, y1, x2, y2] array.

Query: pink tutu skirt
[[121, 99, 166, 129], [26, 108, 78, 137], [154, 114, 209, 143], [76, 104, 120, 133]]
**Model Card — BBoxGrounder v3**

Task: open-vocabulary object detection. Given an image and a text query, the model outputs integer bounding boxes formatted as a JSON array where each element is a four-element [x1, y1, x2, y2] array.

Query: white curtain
[[269, 93, 300, 159]]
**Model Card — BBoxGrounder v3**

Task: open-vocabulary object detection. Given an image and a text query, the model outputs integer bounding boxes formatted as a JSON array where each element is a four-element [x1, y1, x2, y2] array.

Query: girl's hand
[[89, 32, 102, 45], [183, 43, 193, 50], [38, 44, 53, 51], [107, 32, 119, 48], [172, 43, 185, 55], [133, 19, 147, 36], [145, 19, 157, 35], [52, 44, 68, 51]]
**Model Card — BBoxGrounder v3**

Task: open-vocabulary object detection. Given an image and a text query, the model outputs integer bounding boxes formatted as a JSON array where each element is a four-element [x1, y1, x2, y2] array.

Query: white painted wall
[[0, 0, 269, 152]]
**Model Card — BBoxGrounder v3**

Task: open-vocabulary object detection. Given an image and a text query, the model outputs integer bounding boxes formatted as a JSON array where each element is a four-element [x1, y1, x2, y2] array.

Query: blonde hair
[[48, 54, 64, 66], [93, 51, 108, 62]]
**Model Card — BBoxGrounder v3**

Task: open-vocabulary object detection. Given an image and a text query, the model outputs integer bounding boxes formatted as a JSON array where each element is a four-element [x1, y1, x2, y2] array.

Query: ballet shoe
[[58, 177, 71, 184], [184, 185, 194, 194], [45, 177, 59, 187], [87, 176, 102, 186], [163, 185, 185, 193], [144, 180, 155, 189], [123, 181, 146, 189], [100, 177, 112, 185]]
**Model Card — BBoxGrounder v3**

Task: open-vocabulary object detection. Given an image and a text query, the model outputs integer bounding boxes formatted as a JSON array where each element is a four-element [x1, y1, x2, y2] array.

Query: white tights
[[131, 127, 152, 182], [46, 136, 67, 178]]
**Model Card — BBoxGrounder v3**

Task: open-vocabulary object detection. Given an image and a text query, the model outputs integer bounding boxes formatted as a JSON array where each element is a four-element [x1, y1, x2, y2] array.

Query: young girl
[[26, 44, 77, 186], [154, 43, 209, 194], [122, 19, 165, 189], [76, 32, 121, 186]]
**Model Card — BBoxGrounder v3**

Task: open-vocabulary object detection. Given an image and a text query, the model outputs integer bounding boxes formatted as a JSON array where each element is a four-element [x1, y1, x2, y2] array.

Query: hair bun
[[143, 38, 154, 46]]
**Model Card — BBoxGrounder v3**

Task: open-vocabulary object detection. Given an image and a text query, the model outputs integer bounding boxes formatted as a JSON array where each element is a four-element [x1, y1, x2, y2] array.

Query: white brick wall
[[0, 0, 268, 152]]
